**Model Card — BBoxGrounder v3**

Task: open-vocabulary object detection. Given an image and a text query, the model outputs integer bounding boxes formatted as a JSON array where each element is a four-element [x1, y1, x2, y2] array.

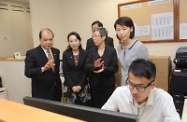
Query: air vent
[[11, 5, 23, 8], [0, 3, 8, 6], [0, 8, 8, 10], [11, 4, 24, 11], [0, 3, 8, 10], [12, 9, 23, 12]]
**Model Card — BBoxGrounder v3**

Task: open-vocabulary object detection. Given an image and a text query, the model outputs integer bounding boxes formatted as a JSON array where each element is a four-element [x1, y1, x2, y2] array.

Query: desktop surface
[[0, 98, 85, 122], [23, 96, 138, 122]]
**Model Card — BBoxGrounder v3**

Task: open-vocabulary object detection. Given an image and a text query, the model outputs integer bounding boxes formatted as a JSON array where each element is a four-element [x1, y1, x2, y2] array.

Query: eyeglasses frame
[[126, 78, 155, 92]]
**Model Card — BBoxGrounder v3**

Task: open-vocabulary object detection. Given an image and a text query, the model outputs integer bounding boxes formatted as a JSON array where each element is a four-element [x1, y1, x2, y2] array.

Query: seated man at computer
[[102, 59, 180, 122]]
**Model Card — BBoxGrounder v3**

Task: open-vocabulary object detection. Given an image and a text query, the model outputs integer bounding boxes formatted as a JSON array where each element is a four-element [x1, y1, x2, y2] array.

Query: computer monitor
[[23, 96, 138, 122]]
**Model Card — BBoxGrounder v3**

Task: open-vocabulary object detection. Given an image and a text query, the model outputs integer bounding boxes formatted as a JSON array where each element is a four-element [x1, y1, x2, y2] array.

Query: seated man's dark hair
[[128, 59, 156, 80]]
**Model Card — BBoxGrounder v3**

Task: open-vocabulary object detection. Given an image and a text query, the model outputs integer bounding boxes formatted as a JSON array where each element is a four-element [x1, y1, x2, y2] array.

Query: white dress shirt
[[102, 86, 180, 122], [41, 47, 53, 59]]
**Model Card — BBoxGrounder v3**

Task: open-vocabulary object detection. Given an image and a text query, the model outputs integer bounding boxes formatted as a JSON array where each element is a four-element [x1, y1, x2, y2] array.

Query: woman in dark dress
[[86, 27, 118, 108], [62, 32, 89, 105]]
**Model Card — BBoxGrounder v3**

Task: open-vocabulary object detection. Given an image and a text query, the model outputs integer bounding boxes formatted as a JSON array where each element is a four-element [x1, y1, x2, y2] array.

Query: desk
[[0, 98, 85, 122], [182, 99, 187, 122]]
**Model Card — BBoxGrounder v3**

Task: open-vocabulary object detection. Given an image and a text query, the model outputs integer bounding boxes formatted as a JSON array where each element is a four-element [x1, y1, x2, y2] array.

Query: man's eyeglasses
[[92, 35, 101, 38], [126, 78, 155, 92]]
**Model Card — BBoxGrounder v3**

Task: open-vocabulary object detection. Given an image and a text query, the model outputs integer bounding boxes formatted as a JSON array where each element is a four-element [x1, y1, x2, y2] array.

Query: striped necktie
[[47, 49, 54, 72]]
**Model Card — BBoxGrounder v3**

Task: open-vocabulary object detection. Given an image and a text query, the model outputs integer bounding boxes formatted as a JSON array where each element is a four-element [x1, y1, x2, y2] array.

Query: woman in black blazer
[[86, 27, 118, 108], [62, 32, 88, 105]]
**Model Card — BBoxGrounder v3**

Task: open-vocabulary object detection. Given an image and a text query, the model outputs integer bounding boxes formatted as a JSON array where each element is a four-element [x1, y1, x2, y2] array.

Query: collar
[[128, 40, 138, 50], [41, 46, 52, 54], [146, 88, 155, 105], [120, 40, 138, 50]]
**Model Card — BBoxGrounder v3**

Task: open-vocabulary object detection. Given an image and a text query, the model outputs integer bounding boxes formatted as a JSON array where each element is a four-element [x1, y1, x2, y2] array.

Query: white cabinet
[[0, 0, 33, 57], [0, 4, 14, 57], [0, 60, 31, 103], [0, 88, 8, 99]]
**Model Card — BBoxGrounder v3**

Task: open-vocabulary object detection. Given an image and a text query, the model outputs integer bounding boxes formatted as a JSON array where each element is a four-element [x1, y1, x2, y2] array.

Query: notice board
[[118, 0, 186, 43], [179, 0, 187, 40]]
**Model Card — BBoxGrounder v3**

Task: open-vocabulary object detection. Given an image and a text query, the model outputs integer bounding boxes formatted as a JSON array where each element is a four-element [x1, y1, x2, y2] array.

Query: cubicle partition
[[23, 96, 138, 122]]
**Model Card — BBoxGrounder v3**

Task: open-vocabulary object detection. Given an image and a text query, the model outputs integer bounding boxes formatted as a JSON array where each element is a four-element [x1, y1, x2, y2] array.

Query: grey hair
[[93, 27, 108, 37]]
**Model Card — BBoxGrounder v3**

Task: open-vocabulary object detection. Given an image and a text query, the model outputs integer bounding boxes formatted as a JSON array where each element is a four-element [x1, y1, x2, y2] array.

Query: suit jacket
[[24, 45, 62, 101], [86, 36, 114, 51], [62, 49, 88, 89], [86, 46, 118, 89]]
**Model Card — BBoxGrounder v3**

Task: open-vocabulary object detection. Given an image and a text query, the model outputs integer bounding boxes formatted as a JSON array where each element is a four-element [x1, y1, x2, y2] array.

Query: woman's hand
[[72, 86, 82, 93], [94, 64, 104, 73], [94, 58, 104, 68]]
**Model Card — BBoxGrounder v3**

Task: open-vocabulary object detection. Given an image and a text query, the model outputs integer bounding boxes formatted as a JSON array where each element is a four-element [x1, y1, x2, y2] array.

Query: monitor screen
[[23, 96, 138, 122]]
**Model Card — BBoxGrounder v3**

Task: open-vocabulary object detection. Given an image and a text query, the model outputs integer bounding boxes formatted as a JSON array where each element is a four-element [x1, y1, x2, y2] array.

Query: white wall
[[29, 0, 137, 54], [29, 0, 65, 51], [29, 0, 186, 65]]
